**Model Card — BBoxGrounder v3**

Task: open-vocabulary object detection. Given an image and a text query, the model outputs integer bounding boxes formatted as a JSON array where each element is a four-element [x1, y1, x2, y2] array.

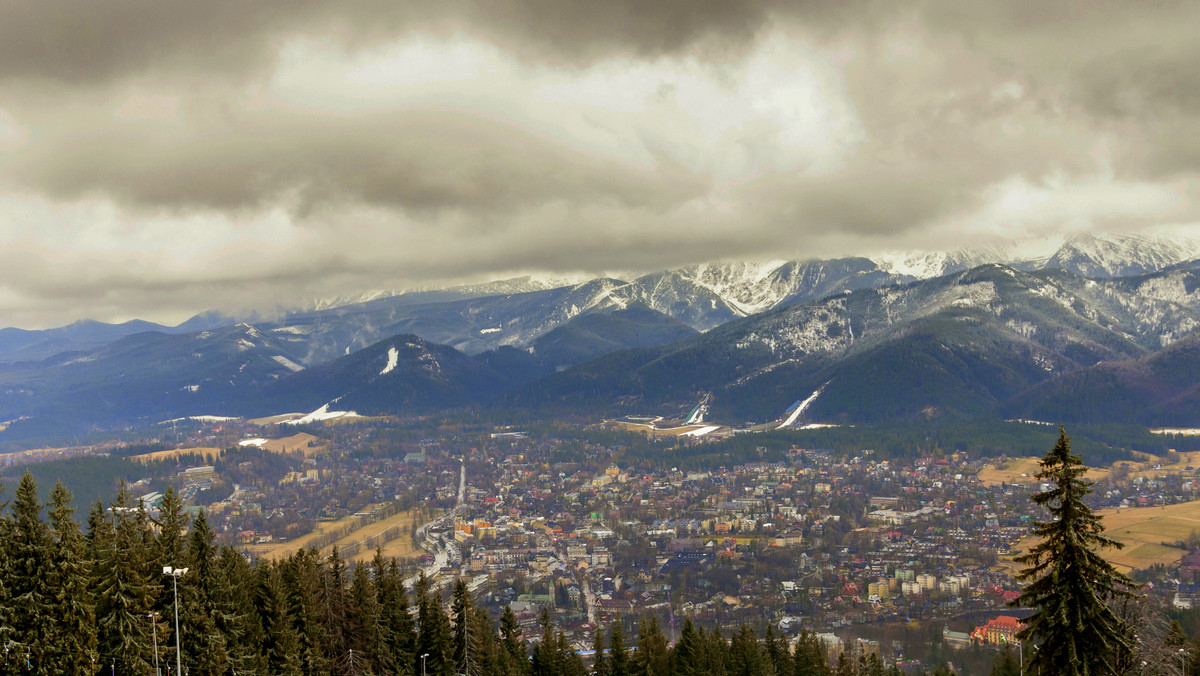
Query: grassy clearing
[[978, 456, 1110, 487], [242, 508, 419, 562], [1001, 499, 1200, 574], [256, 433, 327, 457]]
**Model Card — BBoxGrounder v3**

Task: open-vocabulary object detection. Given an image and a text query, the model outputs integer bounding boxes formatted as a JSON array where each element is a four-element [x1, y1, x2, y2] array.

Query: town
[[12, 415, 1200, 673]]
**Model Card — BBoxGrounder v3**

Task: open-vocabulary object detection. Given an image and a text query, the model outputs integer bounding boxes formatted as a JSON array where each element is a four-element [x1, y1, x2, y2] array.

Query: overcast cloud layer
[[1, 0, 1198, 328]]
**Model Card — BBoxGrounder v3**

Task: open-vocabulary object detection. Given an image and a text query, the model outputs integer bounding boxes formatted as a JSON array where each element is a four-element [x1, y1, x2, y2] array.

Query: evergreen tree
[[699, 626, 730, 676], [609, 621, 630, 676], [322, 547, 359, 669], [255, 562, 303, 676], [281, 548, 332, 674], [592, 623, 610, 676], [351, 561, 388, 674], [452, 578, 475, 674], [793, 631, 831, 676], [672, 618, 701, 676], [45, 481, 98, 674], [834, 650, 853, 676], [631, 615, 670, 676], [7, 473, 53, 669], [764, 625, 792, 675], [1011, 428, 1136, 676], [376, 556, 416, 675], [417, 585, 454, 676], [93, 486, 156, 675], [182, 510, 230, 675], [0, 484, 13, 667], [470, 606, 501, 676], [532, 607, 564, 676], [217, 545, 265, 674], [500, 604, 529, 676], [730, 625, 768, 676]]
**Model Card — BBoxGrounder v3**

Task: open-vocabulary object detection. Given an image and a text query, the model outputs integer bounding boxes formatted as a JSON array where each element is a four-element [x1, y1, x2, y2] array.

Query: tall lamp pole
[[149, 612, 161, 676], [422, 652, 430, 676], [163, 566, 189, 676]]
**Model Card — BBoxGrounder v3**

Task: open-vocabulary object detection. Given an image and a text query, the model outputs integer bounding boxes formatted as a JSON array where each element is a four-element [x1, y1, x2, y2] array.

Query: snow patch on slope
[[380, 347, 399, 375], [271, 355, 304, 372], [284, 404, 362, 425]]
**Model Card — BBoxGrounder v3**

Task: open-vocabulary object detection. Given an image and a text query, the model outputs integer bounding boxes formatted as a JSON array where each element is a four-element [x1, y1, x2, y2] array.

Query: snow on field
[[797, 423, 841, 430], [239, 438, 267, 447], [479, 327, 502, 335], [284, 404, 361, 425], [680, 426, 720, 437], [1151, 428, 1200, 436], [1007, 419, 1055, 426], [271, 355, 304, 372], [190, 415, 237, 422], [778, 384, 827, 429], [380, 347, 399, 375]]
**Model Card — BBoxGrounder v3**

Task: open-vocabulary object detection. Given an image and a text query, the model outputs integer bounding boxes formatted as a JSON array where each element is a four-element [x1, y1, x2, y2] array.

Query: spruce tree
[[672, 617, 701, 676], [730, 625, 767, 676], [281, 549, 332, 674], [631, 615, 670, 676], [700, 626, 730, 676], [93, 486, 156, 675], [182, 510, 230, 674], [255, 562, 303, 676], [7, 473, 53, 669], [0, 494, 12, 670], [417, 586, 455, 676], [217, 545, 265, 674], [1011, 428, 1136, 676], [45, 481, 98, 674], [609, 621, 630, 676], [377, 558, 416, 674], [350, 561, 388, 673], [764, 624, 792, 675], [592, 624, 609, 676], [793, 631, 831, 676], [500, 604, 529, 676]]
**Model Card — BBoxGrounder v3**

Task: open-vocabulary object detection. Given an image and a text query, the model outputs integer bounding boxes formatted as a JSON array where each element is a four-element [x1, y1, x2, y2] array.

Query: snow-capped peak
[[870, 247, 1009, 279], [1044, 232, 1200, 278]]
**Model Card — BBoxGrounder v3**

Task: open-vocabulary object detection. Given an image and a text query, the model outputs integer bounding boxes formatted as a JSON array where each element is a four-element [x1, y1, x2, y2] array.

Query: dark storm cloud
[[9, 109, 708, 214], [0, 0, 789, 84]]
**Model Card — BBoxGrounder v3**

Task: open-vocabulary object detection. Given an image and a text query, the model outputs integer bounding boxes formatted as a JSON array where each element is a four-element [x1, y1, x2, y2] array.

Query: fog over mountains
[[2, 232, 1200, 434]]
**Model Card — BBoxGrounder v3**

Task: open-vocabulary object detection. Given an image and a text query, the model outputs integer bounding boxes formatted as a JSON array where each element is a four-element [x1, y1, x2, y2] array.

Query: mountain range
[[2, 232, 1200, 435]]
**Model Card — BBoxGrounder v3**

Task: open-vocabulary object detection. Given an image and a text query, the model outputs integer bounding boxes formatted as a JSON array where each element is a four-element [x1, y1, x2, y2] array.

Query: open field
[[978, 457, 1109, 487], [1000, 499, 1200, 574], [131, 446, 223, 463], [255, 433, 327, 457], [242, 507, 420, 562]]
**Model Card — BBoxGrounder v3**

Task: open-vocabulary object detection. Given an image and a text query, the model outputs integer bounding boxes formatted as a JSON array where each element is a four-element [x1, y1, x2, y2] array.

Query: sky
[[1, 0, 1198, 328]]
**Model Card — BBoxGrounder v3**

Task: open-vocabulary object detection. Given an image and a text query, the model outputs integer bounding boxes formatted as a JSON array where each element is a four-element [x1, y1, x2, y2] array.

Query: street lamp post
[[1181, 647, 1188, 676], [422, 652, 430, 676], [163, 566, 189, 676], [149, 612, 161, 676]]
